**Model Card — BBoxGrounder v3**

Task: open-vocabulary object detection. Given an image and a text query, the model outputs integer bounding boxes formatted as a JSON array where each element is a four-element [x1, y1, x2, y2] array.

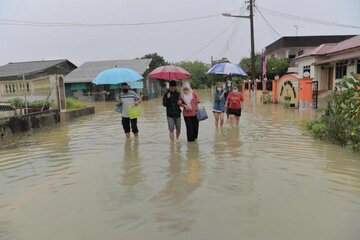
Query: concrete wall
[[0, 110, 60, 142], [0, 106, 95, 142], [60, 106, 95, 122]]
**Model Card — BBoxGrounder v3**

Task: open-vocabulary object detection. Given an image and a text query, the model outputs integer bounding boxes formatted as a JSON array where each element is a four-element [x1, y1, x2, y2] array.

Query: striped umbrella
[[207, 62, 247, 76], [148, 65, 192, 80]]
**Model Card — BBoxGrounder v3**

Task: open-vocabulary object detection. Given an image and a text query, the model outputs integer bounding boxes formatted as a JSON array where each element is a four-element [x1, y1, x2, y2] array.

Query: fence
[[0, 74, 61, 119], [71, 89, 150, 103]]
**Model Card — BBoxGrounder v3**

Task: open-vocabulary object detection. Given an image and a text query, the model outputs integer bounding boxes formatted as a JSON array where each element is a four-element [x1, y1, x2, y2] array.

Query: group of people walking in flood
[[116, 79, 244, 143]]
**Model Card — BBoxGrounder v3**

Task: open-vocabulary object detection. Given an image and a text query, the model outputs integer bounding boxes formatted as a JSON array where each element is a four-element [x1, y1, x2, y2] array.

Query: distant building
[[291, 35, 360, 91], [64, 59, 156, 101], [265, 35, 355, 59], [0, 59, 77, 110]]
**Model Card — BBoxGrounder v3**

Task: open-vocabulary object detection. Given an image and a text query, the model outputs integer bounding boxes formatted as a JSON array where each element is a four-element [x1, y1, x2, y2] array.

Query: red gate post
[[272, 79, 278, 103], [299, 77, 313, 110]]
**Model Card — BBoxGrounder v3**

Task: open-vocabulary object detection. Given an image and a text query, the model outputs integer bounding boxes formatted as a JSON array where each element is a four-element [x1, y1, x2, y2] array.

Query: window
[[303, 65, 311, 76], [298, 50, 304, 56], [357, 59, 360, 74], [335, 60, 348, 79]]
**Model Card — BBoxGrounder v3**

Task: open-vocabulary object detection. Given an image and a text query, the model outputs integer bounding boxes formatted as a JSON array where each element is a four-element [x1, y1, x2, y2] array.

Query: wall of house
[[144, 77, 162, 100], [272, 47, 316, 59], [296, 57, 316, 78], [0, 75, 64, 109]]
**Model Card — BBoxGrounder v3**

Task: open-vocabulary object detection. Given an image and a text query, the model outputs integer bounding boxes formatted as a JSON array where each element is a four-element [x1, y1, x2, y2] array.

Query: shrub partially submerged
[[306, 75, 360, 151]]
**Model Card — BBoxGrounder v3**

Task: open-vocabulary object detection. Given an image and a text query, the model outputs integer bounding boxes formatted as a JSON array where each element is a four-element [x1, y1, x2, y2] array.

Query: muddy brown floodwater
[[1, 90, 359, 240]]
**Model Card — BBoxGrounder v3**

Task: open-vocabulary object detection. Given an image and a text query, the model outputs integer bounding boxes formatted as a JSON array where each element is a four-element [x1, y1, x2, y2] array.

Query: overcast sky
[[0, 0, 359, 66]]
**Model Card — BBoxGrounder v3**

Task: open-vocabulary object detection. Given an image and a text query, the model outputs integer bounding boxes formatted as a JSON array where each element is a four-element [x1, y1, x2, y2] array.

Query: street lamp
[[222, 0, 256, 98], [222, 13, 249, 19]]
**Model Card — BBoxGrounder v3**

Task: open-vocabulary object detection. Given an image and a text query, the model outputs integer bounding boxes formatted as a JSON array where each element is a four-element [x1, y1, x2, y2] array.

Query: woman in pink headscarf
[[178, 82, 200, 142]]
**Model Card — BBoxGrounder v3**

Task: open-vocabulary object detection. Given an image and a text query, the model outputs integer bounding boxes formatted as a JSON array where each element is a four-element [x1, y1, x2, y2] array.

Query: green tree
[[239, 54, 262, 77], [239, 55, 290, 80], [141, 53, 168, 73], [266, 57, 290, 79], [176, 61, 211, 89]]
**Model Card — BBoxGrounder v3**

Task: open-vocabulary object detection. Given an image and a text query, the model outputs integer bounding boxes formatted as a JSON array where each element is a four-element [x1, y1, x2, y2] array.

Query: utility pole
[[223, 0, 256, 98], [249, 0, 256, 94]]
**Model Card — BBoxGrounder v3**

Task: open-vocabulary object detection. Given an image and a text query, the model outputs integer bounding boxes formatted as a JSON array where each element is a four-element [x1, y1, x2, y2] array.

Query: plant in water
[[306, 75, 360, 151], [66, 98, 86, 110]]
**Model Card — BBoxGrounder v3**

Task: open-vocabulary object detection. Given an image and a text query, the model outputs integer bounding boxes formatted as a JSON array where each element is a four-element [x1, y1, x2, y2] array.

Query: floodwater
[[1, 90, 359, 240]]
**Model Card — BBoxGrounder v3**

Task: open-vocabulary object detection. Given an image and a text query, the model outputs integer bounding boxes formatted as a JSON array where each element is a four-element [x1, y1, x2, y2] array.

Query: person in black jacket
[[163, 80, 182, 142]]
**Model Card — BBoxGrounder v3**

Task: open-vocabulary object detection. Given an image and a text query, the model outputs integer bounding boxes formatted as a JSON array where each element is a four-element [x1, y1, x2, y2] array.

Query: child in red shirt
[[226, 84, 244, 126]]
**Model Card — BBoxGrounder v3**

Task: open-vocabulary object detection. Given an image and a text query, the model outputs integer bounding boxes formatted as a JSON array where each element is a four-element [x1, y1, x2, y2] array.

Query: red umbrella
[[148, 65, 192, 80]]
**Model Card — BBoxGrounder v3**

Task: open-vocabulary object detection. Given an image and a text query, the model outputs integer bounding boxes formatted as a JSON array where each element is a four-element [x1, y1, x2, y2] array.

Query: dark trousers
[[122, 117, 138, 134], [184, 116, 199, 142]]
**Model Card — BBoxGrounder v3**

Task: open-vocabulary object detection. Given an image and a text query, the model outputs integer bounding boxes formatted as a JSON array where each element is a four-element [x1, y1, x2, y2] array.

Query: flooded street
[[1, 90, 360, 240]]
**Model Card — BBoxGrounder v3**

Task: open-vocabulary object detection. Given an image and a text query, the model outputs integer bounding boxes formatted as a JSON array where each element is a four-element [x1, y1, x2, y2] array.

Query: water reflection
[[152, 143, 203, 235], [121, 139, 144, 187], [0, 90, 359, 240]]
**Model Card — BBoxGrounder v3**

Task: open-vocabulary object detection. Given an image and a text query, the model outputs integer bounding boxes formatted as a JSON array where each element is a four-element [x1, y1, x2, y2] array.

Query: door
[[328, 67, 334, 90]]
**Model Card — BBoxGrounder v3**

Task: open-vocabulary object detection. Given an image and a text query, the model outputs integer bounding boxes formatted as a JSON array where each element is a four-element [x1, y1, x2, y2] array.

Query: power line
[[218, 7, 247, 59], [0, 14, 221, 27], [186, 20, 236, 60], [255, 6, 282, 38], [257, 6, 360, 30]]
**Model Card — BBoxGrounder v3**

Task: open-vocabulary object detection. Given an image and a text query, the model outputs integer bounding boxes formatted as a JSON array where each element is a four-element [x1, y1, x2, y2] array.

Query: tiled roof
[[64, 59, 152, 83], [325, 35, 360, 54], [0, 59, 72, 78]]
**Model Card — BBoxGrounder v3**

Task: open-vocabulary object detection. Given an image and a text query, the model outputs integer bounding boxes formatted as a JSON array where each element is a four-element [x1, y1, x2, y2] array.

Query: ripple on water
[[0, 93, 360, 239]]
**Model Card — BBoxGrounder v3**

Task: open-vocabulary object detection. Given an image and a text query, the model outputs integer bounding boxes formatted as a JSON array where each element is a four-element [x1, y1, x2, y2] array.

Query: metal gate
[[312, 81, 319, 109]]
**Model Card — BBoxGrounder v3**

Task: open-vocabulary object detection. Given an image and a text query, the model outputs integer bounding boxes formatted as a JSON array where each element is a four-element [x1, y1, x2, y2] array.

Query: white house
[[291, 35, 360, 91]]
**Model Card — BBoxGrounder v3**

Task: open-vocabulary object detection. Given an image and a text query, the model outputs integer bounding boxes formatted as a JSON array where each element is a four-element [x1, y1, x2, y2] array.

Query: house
[[64, 59, 157, 101], [291, 35, 360, 91], [0, 59, 77, 110], [265, 35, 355, 59]]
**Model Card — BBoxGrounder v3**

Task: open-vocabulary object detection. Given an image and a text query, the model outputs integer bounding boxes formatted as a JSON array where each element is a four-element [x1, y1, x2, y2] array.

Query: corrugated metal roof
[[325, 35, 360, 54], [64, 59, 152, 83], [314, 49, 360, 65], [265, 35, 355, 53], [0, 59, 70, 77], [293, 43, 338, 60]]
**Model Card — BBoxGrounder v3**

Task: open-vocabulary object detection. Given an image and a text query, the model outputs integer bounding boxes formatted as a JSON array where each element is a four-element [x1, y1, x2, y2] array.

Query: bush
[[306, 75, 360, 151], [29, 99, 51, 107], [7, 98, 27, 108], [66, 98, 86, 110]]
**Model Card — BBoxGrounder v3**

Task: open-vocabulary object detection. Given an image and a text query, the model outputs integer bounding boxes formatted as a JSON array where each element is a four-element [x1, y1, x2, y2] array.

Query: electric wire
[[257, 6, 360, 30], [256, 6, 282, 38], [186, 20, 237, 60]]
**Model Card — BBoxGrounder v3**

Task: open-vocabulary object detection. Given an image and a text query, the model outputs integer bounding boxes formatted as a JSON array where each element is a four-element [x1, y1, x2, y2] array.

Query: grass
[[66, 98, 87, 110]]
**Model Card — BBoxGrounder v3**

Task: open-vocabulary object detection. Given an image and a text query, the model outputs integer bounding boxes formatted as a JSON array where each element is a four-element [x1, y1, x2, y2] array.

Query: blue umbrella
[[207, 62, 247, 76], [92, 68, 143, 85]]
